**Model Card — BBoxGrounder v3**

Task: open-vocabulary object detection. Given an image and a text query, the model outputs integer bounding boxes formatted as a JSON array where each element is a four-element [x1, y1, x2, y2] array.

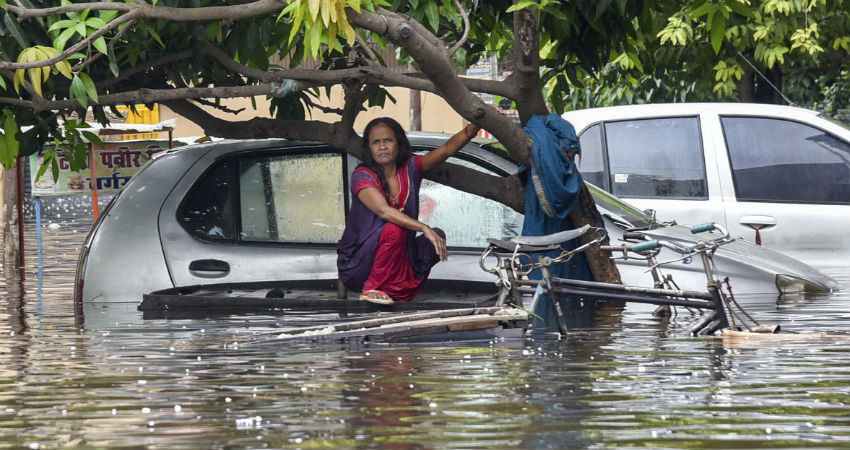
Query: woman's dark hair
[[359, 117, 412, 199]]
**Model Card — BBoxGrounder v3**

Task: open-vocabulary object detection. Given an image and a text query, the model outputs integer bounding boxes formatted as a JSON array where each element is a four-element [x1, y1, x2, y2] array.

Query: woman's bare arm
[[357, 187, 447, 260], [420, 123, 481, 173]]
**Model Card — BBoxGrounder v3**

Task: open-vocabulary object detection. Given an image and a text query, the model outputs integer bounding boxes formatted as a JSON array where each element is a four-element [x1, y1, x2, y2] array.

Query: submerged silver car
[[74, 136, 837, 305]]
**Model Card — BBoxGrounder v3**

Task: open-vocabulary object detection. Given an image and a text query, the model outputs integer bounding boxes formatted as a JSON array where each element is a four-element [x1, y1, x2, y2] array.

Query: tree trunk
[[739, 69, 785, 104], [2, 165, 21, 280], [410, 89, 422, 131]]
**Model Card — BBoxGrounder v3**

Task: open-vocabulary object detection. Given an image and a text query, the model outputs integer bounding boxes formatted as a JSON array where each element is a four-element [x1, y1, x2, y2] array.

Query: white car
[[562, 103, 850, 268]]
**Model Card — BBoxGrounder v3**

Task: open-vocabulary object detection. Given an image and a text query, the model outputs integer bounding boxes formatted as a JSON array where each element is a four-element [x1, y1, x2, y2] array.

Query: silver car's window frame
[[176, 146, 349, 247], [414, 146, 521, 251]]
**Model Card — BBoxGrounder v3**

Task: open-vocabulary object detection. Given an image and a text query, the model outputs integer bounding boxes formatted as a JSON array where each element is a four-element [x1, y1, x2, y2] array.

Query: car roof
[[561, 102, 821, 131], [159, 133, 517, 171]]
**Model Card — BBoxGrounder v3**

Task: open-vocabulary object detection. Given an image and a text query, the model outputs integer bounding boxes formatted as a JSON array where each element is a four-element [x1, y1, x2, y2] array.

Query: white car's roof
[[561, 102, 821, 130]]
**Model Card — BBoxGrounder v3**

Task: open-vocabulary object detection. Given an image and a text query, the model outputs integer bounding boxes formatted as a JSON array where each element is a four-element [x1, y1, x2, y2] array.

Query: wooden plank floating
[[250, 307, 529, 344]]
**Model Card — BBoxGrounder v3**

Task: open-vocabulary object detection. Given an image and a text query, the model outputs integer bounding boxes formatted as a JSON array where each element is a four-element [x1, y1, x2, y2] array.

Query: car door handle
[[738, 215, 776, 246], [738, 215, 776, 228], [189, 259, 230, 277]]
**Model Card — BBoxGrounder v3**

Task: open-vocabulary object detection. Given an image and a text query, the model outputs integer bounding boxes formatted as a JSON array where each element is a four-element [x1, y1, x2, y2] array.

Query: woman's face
[[367, 123, 398, 167]]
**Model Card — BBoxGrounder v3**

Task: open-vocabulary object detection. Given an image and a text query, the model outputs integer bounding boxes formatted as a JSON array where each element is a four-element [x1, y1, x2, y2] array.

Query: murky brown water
[[2, 219, 848, 449]]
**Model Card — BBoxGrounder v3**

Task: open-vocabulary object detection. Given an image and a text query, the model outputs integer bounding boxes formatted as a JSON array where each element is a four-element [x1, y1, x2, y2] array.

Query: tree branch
[[162, 98, 360, 153], [348, 7, 531, 165], [74, 18, 137, 72], [0, 10, 141, 70], [95, 49, 195, 88], [512, 7, 548, 124], [197, 38, 514, 97], [0, 83, 297, 113], [7, 0, 283, 21], [425, 166, 524, 213], [448, 0, 471, 57]]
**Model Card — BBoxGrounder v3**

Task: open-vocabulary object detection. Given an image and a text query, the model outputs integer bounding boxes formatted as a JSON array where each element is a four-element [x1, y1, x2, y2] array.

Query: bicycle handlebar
[[631, 240, 660, 252], [690, 222, 715, 234]]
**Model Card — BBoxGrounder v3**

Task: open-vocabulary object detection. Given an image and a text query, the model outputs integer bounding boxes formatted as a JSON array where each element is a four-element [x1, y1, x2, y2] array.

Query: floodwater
[[2, 217, 849, 450]]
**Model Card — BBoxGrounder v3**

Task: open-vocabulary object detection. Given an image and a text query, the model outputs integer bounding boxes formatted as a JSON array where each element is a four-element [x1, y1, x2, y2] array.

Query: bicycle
[[479, 222, 772, 336]]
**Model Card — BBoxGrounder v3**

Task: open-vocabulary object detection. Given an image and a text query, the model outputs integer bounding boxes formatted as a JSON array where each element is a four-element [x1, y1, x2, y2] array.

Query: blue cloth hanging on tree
[[520, 114, 596, 332]]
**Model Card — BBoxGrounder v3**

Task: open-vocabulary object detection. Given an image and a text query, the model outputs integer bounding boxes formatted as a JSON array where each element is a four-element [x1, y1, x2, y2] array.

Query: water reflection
[[1, 218, 848, 449]]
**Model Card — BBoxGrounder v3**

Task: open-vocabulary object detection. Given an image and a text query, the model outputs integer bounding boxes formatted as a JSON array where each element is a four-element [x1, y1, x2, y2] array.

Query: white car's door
[[576, 115, 726, 227], [712, 113, 850, 267]]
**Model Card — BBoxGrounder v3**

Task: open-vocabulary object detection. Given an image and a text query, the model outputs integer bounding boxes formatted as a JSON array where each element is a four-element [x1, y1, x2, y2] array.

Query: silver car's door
[[158, 144, 347, 287], [714, 114, 850, 267]]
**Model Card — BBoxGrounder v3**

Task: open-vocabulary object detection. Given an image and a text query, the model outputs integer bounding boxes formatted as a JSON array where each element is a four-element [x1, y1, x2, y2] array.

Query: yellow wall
[[158, 86, 467, 138]]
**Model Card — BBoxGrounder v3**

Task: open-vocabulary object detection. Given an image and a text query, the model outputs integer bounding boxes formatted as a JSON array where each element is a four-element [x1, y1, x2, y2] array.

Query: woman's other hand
[[423, 226, 448, 261]]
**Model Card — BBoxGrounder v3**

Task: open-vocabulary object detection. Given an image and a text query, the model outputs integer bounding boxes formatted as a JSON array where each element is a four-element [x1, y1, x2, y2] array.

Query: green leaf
[[726, 0, 753, 18], [54, 27, 76, 51], [51, 157, 59, 183], [594, 0, 613, 20], [424, 1, 439, 33], [107, 45, 119, 77], [79, 72, 98, 102], [4, 12, 30, 48], [628, 53, 644, 73], [689, 2, 716, 18], [92, 36, 107, 55], [85, 17, 105, 29], [308, 20, 322, 58], [506, 0, 538, 13], [100, 10, 119, 22], [70, 74, 88, 108], [543, 4, 568, 20], [143, 25, 165, 49], [710, 12, 726, 54], [35, 151, 53, 183], [80, 130, 103, 147], [204, 21, 221, 42], [48, 19, 76, 32]]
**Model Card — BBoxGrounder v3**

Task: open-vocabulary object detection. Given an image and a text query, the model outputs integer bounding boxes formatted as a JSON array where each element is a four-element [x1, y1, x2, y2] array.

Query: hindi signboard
[[29, 140, 183, 197]]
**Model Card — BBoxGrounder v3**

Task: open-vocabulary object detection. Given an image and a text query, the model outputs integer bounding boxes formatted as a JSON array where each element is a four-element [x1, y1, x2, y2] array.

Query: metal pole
[[514, 286, 715, 310], [517, 277, 713, 300], [35, 196, 43, 316], [88, 142, 99, 220]]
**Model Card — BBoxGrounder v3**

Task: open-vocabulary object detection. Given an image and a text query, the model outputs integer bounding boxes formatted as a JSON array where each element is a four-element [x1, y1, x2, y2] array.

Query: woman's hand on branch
[[464, 123, 481, 140]]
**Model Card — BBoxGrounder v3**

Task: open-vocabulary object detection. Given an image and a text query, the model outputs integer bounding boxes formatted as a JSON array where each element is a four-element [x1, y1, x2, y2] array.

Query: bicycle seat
[[486, 225, 591, 253], [511, 225, 591, 246], [486, 238, 561, 253]]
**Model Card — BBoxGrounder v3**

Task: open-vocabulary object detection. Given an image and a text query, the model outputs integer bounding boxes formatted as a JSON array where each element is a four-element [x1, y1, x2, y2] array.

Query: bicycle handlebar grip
[[631, 240, 660, 252], [622, 231, 645, 240], [690, 222, 715, 234]]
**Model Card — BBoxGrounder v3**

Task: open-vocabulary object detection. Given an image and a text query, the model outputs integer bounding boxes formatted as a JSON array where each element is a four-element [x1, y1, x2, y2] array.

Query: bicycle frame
[[479, 223, 739, 336]]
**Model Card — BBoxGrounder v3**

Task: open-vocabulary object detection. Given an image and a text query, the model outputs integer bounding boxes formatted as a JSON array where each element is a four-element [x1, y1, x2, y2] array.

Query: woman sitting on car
[[337, 117, 480, 305]]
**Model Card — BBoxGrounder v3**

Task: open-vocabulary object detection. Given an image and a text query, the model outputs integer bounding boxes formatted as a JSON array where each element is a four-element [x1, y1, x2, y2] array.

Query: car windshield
[[585, 183, 651, 229]]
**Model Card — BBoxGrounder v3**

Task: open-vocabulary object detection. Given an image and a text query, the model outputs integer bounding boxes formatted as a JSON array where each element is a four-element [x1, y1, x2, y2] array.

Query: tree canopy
[[0, 0, 848, 205], [560, 0, 849, 113]]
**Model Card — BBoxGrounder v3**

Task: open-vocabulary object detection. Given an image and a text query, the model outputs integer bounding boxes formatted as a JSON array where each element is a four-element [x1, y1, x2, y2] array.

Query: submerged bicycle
[[480, 222, 776, 336]]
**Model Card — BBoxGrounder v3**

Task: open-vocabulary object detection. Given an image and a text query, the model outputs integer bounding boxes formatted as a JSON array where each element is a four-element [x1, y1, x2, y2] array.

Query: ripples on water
[[1, 219, 848, 449]]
